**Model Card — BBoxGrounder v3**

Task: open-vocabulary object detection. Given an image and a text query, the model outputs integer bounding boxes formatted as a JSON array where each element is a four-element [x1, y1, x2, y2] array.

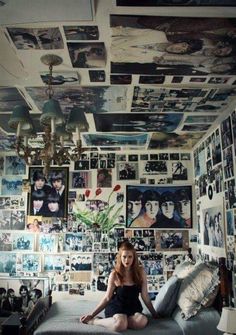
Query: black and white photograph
[[141, 161, 167, 175], [7, 27, 63, 50], [110, 74, 132, 85], [0, 233, 12, 251], [70, 253, 92, 271], [40, 71, 80, 86], [68, 42, 106, 68], [89, 70, 106, 82], [64, 25, 99, 40], [172, 161, 188, 180], [156, 231, 189, 251], [70, 171, 91, 189], [117, 162, 139, 180], [202, 205, 224, 247]]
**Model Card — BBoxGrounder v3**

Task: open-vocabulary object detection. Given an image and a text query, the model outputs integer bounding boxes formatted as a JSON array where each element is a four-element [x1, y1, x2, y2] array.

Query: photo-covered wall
[[193, 109, 236, 305], [0, 150, 195, 302]]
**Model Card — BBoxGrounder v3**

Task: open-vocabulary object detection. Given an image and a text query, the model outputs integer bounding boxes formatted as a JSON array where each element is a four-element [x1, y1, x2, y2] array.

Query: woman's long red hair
[[114, 241, 143, 286]]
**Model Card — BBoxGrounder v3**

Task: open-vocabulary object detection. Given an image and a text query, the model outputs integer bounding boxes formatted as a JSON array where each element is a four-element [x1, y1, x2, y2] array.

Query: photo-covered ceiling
[[0, 0, 236, 152]]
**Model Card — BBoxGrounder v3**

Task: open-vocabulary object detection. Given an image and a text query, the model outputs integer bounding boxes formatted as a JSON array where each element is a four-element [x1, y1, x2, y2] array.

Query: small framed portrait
[[28, 167, 69, 219]]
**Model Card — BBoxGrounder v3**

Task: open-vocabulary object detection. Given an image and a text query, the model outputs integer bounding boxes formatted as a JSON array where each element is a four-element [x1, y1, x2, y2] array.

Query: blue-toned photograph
[[83, 133, 148, 147]]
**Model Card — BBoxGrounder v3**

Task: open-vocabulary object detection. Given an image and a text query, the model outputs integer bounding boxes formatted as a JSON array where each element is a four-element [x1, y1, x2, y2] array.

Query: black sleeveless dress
[[105, 284, 143, 317]]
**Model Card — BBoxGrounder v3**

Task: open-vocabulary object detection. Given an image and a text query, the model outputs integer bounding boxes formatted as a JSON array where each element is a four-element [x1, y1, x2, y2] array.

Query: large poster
[[110, 15, 236, 76], [126, 185, 192, 228]]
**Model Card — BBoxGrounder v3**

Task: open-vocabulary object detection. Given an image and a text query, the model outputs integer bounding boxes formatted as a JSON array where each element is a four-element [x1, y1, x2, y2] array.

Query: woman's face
[[145, 201, 159, 219], [120, 250, 134, 269]]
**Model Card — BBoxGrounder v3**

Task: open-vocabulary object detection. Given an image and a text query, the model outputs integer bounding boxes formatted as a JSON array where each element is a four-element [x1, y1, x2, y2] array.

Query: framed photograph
[[0, 252, 16, 274], [12, 233, 35, 251], [28, 167, 69, 218], [126, 185, 192, 229], [43, 254, 68, 272], [0, 276, 50, 301], [38, 234, 58, 253], [18, 253, 41, 273]]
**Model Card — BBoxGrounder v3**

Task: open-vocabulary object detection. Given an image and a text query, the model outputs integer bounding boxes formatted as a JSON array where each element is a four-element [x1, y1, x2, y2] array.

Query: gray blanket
[[34, 300, 222, 335]]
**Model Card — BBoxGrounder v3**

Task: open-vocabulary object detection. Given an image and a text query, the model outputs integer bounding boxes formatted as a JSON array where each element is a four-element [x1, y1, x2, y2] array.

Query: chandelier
[[8, 54, 89, 177]]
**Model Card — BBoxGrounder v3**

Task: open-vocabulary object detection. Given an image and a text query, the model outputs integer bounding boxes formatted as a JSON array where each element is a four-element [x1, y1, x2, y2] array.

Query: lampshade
[[40, 98, 65, 126], [8, 105, 34, 132], [56, 125, 72, 141], [217, 307, 236, 333], [66, 106, 89, 132]]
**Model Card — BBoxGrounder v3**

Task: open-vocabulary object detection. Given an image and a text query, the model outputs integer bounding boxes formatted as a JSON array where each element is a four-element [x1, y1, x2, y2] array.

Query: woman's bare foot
[[87, 317, 103, 325]]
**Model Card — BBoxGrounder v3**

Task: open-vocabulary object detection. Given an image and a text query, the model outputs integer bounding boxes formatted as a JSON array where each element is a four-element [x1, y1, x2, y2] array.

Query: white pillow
[[173, 260, 195, 279], [177, 262, 219, 320]]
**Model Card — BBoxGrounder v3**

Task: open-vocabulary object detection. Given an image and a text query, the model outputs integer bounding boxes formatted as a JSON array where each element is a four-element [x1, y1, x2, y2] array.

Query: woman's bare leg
[[128, 312, 148, 329], [91, 314, 128, 332]]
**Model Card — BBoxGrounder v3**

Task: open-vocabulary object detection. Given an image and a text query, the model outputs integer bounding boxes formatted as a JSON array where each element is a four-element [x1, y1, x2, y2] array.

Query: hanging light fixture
[[8, 54, 89, 177]]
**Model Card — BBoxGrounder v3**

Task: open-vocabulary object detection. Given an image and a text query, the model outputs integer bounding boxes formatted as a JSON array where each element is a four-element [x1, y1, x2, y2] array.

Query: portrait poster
[[126, 185, 192, 229], [28, 167, 69, 219], [110, 15, 236, 76]]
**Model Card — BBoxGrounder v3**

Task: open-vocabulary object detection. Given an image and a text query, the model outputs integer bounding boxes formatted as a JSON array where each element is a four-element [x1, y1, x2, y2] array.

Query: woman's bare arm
[[140, 269, 158, 318], [80, 271, 116, 323]]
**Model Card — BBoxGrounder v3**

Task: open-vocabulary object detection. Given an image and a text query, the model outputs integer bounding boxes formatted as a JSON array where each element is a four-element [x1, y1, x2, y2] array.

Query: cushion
[[177, 262, 219, 320], [153, 275, 182, 317], [173, 260, 195, 279]]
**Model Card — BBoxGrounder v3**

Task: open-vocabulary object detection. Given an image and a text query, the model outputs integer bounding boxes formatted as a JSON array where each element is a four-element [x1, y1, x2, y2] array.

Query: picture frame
[[0, 276, 50, 297], [28, 167, 69, 219], [126, 185, 192, 229]]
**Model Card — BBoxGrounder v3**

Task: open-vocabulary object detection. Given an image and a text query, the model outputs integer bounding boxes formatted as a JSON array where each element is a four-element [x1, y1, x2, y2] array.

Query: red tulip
[[113, 184, 121, 192], [85, 189, 91, 198], [95, 188, 102, 196]]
